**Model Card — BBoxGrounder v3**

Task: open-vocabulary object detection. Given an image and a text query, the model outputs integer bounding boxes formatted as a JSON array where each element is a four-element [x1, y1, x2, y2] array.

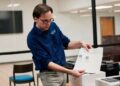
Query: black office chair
[[9, 63, 36, 86]]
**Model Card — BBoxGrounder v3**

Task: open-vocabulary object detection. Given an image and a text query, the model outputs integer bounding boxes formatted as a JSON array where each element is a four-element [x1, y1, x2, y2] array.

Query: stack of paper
[[73, 47, 103, 73]]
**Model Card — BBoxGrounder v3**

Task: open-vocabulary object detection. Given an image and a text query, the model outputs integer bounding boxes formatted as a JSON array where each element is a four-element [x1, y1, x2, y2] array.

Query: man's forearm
[[48, 61, 73, 74], [67, 41, 82, 49], [48, 61, 84, 77]]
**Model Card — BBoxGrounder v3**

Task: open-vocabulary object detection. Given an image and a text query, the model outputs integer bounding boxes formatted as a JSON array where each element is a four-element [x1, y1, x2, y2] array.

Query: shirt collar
[[33, 23, 48, 35]]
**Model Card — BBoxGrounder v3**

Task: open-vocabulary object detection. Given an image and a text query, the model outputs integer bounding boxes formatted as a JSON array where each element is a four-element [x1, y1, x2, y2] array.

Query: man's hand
[[80, 42, 92, 51], [70, 70, 85, 77]]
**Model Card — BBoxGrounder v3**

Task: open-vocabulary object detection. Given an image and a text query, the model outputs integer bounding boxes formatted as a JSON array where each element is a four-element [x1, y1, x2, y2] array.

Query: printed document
[[74, 47, 103, 73]]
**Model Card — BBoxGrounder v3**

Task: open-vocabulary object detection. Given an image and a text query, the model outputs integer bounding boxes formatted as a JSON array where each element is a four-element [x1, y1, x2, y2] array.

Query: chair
[[9, 63, 36, 86]]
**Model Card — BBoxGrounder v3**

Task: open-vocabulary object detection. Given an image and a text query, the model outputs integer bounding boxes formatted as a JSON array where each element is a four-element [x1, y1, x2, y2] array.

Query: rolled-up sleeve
[[57, 28, 70, 49], [61, 34, 70, 49]]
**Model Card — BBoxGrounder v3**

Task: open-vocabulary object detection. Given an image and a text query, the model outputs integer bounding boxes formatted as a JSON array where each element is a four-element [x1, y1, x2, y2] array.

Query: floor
[[0, 61, 43, 86]]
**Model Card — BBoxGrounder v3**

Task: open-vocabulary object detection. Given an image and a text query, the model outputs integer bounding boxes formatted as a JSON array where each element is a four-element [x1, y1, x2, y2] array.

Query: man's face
[[35, 11, 53, 31]]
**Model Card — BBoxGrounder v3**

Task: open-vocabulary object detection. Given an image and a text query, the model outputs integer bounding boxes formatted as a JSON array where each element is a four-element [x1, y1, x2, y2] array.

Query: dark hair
[[32, 4, 53, 18]]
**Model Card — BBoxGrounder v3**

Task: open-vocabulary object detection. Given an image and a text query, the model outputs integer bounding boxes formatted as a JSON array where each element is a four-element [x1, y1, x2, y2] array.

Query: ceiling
[[68, 1, 120, 14]]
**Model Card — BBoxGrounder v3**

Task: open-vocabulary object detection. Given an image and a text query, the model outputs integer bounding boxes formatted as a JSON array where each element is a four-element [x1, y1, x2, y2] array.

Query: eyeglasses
[[39, 18, 54, 24]]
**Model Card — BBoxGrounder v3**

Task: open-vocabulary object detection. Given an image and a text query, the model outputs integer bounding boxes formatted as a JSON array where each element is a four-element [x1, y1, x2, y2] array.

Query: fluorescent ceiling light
[[80, 14, 91, 17], [88, 5, 113, 10], [70, 10, 78, 14], [70, 10, 88, 14], [114, 10, 120, 12], [13, 3, 20, 7], [79, 10, 88, 13], [8, 3, 20, 7], [114, 3, 120, 6]]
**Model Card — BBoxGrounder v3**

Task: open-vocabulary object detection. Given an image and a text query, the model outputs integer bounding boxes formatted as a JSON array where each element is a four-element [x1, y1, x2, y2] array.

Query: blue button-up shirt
[[27, 22, 70, 71]]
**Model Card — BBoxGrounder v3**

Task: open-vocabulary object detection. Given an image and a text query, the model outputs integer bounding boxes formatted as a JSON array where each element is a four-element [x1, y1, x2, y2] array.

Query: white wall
[[0, 0, 42, 63], [0, 0, 42, 52]]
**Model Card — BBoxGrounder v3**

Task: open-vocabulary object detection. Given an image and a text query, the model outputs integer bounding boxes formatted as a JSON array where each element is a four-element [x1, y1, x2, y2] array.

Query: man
[[27, 3, 92, 86]]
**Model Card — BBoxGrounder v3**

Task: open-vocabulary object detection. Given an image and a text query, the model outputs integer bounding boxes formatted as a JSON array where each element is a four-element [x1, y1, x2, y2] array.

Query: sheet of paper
[[73, 47, 103, 73]]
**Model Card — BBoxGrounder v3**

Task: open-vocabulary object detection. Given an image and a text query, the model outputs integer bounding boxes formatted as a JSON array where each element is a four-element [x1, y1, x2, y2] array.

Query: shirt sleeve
[[27, 37, 52, 70], [61, 34, 70, 49], [53, 22, 70, 49]]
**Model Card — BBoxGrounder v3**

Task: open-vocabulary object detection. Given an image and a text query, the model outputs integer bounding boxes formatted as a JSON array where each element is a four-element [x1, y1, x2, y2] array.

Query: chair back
[[9, 62, 36, 86], [13, 63, 33, 73]]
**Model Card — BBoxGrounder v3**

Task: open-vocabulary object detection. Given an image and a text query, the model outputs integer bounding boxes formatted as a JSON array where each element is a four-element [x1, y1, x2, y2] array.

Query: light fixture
[[70, 10, 88, 14], [114, 10, 120, 12], [7, 3, 20, 7], [79, 10, 88, 13], [70, 10, 78, 14], [13, 3, 20, 7], [88, 5, 113, 10], [79, 14, 91, 17], [114, 3, 120, 6]]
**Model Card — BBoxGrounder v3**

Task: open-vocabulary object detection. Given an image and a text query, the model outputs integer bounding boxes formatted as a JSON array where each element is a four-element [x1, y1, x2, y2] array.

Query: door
[[100, 17, 115, 36], [100, 17, 115, 44]]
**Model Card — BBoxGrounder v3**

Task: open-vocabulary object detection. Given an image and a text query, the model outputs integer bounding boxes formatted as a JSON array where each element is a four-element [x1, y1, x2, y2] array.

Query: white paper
[[73, 47, 103, 73]]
